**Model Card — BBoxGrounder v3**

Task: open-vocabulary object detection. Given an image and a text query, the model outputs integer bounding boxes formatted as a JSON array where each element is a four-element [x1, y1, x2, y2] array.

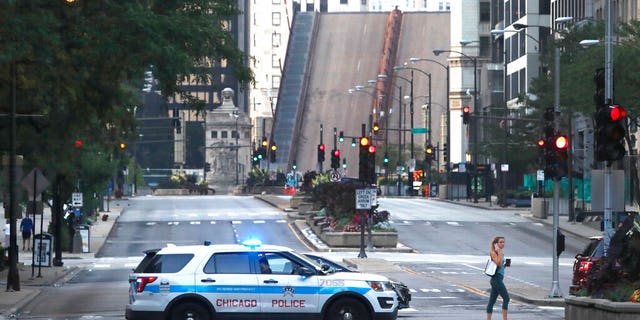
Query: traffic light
[[359, 137, 370, 183], [367, 144, 377, 184], [172, 108, 181, 134], [119, 142, 126, 150], [339, 131, 344, 143], [317, 144, 326, 162], [342, 159, 347, 169], [204, 162, 211, 172], [595, 104, 627, 162], [372, 122, 380, 134], [330, 149, 341, 169], [74, 139, 83, 149], [425, 144, 434, 162], [269, 141, 277, 162], [442, 143, 448, 163], [545, 134, 569, 180], [537, 138, 545, 167], [292, 161, 297, 171], [252, 151, 260, 166], [462, 106, 471, 125], [383, 152, 389, 167]]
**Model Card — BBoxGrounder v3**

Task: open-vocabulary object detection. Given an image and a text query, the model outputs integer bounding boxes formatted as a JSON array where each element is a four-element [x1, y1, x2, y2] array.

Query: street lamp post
[[395, 65, 432, 187], [433, 49, 478, 202], [511, 16, 573, 298], [381, 72, 415, 195], [410, 57, 451, 199]]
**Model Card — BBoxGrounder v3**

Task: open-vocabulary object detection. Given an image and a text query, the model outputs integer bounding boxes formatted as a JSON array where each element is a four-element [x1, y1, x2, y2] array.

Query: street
[[12, 195, 580, 319]]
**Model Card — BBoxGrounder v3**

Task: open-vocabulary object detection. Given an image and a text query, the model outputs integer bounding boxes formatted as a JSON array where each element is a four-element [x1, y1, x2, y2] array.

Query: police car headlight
[[367, 281, 394, 292]]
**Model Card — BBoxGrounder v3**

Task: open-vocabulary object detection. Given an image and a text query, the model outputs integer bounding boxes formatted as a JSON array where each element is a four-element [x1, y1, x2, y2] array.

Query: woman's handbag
[[484, 258, 497, 276]]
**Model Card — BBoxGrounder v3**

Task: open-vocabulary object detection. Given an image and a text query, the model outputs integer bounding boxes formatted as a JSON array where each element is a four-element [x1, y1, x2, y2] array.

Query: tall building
[[446, 0, 491, 165]]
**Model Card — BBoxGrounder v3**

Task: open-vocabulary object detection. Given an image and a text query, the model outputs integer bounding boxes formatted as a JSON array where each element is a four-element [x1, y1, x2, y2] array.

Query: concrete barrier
[[565, 296, 640, 320]]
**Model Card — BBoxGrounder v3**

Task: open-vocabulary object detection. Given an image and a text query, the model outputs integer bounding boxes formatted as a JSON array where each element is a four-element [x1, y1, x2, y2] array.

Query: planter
[[289, 195, 310, 209], [297, 202, 315, 215], [318, 231, 398, 248], [565, 296, 640, 320]]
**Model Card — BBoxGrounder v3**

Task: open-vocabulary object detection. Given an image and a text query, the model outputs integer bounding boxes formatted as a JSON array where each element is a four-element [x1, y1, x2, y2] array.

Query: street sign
[[21, 168, 50, 201], [411, 127, 428, 134], [355, 189, 372, 210], [72, 192, 83, 207], [330, 169, 341, 182], [537, 170, 544, 181]]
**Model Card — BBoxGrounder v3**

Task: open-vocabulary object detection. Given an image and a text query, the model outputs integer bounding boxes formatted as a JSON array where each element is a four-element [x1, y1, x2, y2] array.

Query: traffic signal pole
[[550, 46, 562, 298], [603, 0, 614, 257]]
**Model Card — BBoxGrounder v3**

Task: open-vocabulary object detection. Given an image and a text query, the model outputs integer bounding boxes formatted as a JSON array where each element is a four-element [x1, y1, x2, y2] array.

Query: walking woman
[[487, 236, 510, 320]]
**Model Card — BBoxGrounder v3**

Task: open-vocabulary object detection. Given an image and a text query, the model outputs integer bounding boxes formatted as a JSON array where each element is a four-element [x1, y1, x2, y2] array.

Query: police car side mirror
[[298, 266, 315, 277], [321, 264, 331, 272]]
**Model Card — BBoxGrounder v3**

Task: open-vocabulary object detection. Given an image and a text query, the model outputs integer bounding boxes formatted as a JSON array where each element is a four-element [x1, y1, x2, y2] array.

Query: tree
[[0, 0, 252, 290]]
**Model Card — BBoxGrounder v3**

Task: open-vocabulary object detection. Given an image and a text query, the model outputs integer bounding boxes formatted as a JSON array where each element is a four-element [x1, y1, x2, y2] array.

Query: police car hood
[[330, 271, 390, 282]]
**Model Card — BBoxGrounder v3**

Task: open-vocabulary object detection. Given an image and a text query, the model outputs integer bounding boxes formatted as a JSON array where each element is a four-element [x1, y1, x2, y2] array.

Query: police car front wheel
[[169, 301, 211, 320], [325, 298, 368, 320]]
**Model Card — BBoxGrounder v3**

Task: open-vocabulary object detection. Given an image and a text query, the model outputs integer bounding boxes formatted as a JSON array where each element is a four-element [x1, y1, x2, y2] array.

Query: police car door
[[197, 251, 260, 313], [256, 252, 319, 314]]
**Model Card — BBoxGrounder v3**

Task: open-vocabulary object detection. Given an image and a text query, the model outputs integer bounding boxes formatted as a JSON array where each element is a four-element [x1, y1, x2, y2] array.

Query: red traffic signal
[[319, 144, 326, 151], [537, 138, 545, 147], [368, 145, 377, 153], [333, 149, 340, 157], [609, 105, 626, 121], [462, 106, 471, 124], [554, 135, 568, 150], [75, 139, 83, 148]]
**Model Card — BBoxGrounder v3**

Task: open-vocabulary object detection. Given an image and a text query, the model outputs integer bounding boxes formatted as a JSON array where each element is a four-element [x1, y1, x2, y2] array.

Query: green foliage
[[246, 168, 286, 187], [585, 215, 640, 301], [301, 171, 318, 193], [310, 182, 357, 222], [309, 182, 393, 232], [0, 1, 253, 212]]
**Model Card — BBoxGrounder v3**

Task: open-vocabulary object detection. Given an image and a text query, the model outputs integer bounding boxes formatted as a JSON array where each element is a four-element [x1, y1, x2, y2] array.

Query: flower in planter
[[631, 289, 640, 303]]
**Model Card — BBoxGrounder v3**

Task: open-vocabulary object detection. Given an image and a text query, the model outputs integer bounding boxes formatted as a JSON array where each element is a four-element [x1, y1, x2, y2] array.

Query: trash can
[[531, 197, 548, 219], [73, 224, 90, 253], [429, 183, 439, 197], [34, 233, 53, 267]]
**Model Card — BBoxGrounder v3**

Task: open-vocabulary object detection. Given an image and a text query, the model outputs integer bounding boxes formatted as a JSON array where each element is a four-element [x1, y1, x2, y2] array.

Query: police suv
[[126, 240, 398, 320]]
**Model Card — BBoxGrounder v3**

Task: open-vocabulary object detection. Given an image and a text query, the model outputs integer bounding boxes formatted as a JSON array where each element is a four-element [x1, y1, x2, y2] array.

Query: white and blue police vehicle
[[126, 240, 398, 320]]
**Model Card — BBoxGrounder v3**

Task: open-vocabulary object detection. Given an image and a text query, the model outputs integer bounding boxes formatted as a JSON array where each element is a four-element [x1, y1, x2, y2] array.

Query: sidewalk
[[255, 194, 602, 307], [0, 199, 126, 318]]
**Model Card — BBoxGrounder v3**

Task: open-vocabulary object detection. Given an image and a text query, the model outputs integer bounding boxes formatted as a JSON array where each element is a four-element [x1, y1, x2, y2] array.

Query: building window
[[232, 130, 238, 139], [479, 2, 490, 22], [361, 0, 367, 5], [211, 131, 218, 139], [272, 76, 281, 89], [221, 131, 228, 139], [272, 32, 281, 48], [272, 54, 279, 68], [272, 12, 281, 26], [519, 69, 526, 95], [340, 0, 348, 4]]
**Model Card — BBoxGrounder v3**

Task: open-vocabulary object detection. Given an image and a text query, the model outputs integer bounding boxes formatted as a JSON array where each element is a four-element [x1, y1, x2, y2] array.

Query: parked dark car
[[570, 236, 604, 294], [303, 253, 411, 309]]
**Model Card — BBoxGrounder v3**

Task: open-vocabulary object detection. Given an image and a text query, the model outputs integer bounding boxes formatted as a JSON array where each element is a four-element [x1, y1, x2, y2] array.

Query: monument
[[205, 88, 251, 193]]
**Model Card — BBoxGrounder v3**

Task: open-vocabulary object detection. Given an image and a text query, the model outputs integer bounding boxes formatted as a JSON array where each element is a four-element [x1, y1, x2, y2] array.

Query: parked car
[[303, 253, 411, 309], [570, 235, 604, 294]]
